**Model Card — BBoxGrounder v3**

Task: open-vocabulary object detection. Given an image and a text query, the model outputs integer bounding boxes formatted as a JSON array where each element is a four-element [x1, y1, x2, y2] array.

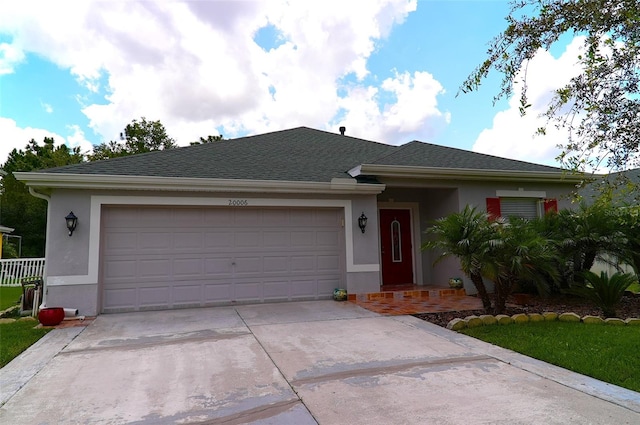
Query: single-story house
[[15, 127, 582, 315]]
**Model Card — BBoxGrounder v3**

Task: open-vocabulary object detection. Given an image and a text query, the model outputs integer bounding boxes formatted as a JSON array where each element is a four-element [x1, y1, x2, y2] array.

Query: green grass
[[628, 282, 640, 293], [0, 286, 22, 311], [461, 321, 640, 392], [0, 319, 51, 368]]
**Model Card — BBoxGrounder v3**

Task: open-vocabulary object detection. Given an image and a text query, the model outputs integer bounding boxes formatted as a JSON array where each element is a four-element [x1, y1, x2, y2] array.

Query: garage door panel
[[234, 282, 262, 300], [291, 231, 314, 246], [234, 256, 262, 273], [290, 210, 314, 225], [139, 286, 170, 306], [290, 280, 316, 296], [263, 231, 290, 247], [262, 209, 289, 225], [174, 233, 204, 249], [317, 231, 340, 247], [203, 209, 234, 225], [235, 232, 261, 247], [139, 232, 172, 250], [104, 260, 137, 278], [173, 285, 201, 303], [290, 256, 315, 272], [317, 255, 341, 271], [204, 283, 233, 301], [143, 209, 174, 226], [314, 210, 340, 226], [103, 288, 136, 310], [173, 259, 203, 276], [101, 207, 345, 312], [263, 256, 289, 272], [139, 259, 171, 277], [205, 232, 234, 249], [173, 208, 204, 226], [204, 258, 234, 275], [234, 210, 260, 226], [104, 232, 137, 251], [317, 278, 341, 295]]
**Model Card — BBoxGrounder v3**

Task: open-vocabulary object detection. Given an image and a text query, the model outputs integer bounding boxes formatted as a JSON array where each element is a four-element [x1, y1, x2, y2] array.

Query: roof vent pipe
[[339, 126, 346, 135]]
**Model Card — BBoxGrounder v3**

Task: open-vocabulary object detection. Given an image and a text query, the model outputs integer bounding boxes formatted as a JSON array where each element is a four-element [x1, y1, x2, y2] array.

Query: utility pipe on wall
[[27, 187, 51, 310]]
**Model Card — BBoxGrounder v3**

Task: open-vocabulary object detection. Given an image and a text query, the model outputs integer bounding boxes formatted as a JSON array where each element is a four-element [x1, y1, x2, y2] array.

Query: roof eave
[[351, 164, 590, 183], [13, 173, 386, 195]]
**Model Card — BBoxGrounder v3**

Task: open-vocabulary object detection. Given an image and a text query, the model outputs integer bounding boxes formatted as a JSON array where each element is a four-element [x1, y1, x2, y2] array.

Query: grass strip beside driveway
[[461, 322, 640, 393], [0, 320, 51, 368]]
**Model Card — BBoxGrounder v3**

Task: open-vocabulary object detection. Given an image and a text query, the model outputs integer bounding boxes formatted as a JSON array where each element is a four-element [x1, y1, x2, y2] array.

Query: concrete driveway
[[1, 301, 640, 424]]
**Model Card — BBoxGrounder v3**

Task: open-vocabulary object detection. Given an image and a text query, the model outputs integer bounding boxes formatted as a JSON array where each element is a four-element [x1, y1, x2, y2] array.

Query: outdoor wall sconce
[[65, 211, 78, 237], [358, 212, 368, 234]]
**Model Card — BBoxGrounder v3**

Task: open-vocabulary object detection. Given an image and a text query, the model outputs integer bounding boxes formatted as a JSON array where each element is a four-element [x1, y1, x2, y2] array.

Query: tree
[[190, 134, 224, 145], [483, 217, 558, 314], [88, 117, 176, 160], [1, 138, 84, 257], [462, 0, 640, 172], [423, 206, 494, 312]]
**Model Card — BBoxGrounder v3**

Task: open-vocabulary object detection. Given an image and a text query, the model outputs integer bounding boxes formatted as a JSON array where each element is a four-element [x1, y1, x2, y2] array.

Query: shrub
[[568, 271, 636, 318]]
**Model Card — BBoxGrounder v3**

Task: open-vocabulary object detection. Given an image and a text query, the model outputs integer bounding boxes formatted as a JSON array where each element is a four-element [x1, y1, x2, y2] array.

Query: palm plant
[[483, 218, 559, 314], [557, 202, 628, 287], [568, 271, 636, 318], [423, 206, 493, 312]]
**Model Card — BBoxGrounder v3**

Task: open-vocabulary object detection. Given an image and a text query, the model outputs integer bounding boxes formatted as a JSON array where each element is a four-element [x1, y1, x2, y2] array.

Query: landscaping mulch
[[414, 292, 640, 328]]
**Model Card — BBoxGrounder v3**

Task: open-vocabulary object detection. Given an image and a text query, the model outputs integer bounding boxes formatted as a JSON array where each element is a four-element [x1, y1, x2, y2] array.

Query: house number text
[[228, 199, 249, 206]]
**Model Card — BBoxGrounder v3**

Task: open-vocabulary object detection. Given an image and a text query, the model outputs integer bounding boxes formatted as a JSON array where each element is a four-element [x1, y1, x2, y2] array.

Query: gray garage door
[[101, 206, 345, 313]]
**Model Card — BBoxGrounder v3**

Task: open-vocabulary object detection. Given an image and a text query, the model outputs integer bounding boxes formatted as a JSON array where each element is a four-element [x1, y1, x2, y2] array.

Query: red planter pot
[[38, 307, 65, 326]]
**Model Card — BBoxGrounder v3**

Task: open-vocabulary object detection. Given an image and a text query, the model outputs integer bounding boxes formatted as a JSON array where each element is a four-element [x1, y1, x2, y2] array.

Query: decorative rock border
[[447, 312, 640, 331]]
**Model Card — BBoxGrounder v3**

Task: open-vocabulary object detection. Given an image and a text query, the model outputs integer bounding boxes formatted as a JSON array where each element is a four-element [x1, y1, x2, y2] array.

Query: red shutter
[[486, 197, 501, 220], [543, 199, 558, 214]]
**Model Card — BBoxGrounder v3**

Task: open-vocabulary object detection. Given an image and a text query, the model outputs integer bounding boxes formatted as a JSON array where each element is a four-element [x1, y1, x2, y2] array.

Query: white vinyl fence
[[0, 258, 45, 286]]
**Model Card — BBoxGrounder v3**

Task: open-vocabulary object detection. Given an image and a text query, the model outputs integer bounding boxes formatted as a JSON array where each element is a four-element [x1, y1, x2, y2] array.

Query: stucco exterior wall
[[378, 179, 577, 293], [43, 188, 381, 315]]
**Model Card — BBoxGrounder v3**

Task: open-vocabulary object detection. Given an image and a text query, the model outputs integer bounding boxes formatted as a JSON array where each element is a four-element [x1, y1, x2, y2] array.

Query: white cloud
[[473, 37, 586, 167], [0, 118, 71, 165], [334, 70, 449, 143], [41, 102, 53, 114], [0, 42, 25, 74], [0, 0, 451, 154]]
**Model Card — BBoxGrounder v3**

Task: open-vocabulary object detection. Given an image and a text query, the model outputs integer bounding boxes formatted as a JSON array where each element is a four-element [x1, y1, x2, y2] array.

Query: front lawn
[[0, 286, 22, 311], [461, 321, 640, 392], [0, 319, 51, 368]]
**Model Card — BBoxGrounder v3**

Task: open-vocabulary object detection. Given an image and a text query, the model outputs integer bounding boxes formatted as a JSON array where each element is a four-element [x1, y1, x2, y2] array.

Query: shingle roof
[[37, 127, 563, 182], [370, 141, 562, 172]]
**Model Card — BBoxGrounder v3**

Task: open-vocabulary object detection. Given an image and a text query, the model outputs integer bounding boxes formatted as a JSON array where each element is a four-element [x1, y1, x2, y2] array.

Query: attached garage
[[100, 206, 345, 312]]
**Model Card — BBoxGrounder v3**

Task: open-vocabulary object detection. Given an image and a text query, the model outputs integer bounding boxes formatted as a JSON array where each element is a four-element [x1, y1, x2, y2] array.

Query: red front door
[[379, 209, 414, 285]]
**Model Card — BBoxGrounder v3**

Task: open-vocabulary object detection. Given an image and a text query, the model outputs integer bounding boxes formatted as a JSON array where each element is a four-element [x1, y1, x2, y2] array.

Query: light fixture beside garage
[[65, 211, 78, 236], [358, 212, 367, 233]]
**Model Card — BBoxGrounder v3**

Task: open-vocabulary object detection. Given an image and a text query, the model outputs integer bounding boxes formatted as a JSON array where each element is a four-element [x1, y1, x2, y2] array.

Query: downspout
[[28, 187, 50, 309]]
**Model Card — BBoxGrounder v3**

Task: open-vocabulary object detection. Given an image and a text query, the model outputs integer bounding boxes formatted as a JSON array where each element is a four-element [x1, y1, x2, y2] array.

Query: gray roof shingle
[[370, 141, 562, 172], [37, 127, 563, 182]]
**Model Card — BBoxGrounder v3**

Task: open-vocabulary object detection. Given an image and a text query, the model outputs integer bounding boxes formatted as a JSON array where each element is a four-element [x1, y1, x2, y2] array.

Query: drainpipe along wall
[[28, 187, 50, 309]]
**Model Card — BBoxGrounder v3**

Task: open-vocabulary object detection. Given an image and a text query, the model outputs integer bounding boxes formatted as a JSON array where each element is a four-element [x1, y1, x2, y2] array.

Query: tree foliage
[[88, 117, 177, 160], [190, 134, 224, 145], [1, 138, 84, 257], [423, 206, 496, 312], [462, 0, 640, 172]]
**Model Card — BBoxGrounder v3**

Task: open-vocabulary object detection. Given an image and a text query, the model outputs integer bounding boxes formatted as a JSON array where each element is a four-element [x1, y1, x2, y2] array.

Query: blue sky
[[0, 1, 581, 167]]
